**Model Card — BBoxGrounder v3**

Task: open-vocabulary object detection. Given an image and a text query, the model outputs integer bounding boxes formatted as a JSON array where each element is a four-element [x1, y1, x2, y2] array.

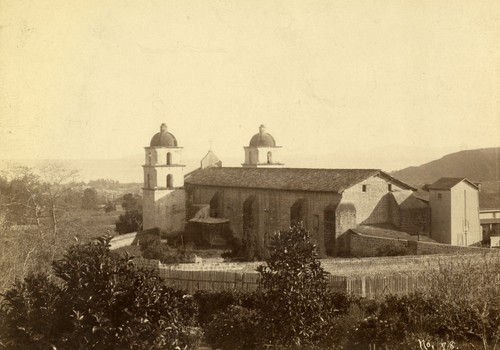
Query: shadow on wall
[[332, 202, 356, 255], [361, 193, 392, 226]]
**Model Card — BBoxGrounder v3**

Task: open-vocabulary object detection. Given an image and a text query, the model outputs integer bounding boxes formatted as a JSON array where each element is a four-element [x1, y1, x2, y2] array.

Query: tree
[[121, 193, 142, 212], [0, 167, 47, 232], [38, 163, 79, 235], [256, 224, 330, 348], [0, 163, 79, 235], [115, 193, 143, 234], [104, 200, 116, 213], [0, 236, 198, 350], [81, 188, 98, 210]]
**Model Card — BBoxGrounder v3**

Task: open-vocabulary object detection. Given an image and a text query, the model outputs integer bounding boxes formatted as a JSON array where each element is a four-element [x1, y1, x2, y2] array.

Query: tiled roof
[[185, 167, 413, 193], [351, 225, 436, 242], [428, 177, 479, 190], [413, 189, 430, 202]]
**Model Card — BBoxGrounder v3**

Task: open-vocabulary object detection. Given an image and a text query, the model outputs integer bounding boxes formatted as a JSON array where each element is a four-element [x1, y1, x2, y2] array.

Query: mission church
[[142, 123, 481, 255]]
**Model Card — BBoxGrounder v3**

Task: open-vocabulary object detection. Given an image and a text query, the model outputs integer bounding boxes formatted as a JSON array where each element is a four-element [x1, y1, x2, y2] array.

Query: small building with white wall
[[428, 178, 481, 246]]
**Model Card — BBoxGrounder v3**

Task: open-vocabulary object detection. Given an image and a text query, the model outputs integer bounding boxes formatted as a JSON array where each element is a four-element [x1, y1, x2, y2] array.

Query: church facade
[[142, 123, 480, 255]]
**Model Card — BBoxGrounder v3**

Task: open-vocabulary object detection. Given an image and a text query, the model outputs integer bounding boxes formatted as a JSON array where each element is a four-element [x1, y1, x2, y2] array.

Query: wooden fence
[[132, 252, 499, 299], [154, 266, 425, 298]]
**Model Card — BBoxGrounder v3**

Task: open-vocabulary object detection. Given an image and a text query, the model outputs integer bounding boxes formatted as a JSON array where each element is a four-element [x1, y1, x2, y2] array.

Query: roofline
[[183, 167, 416, 193], [184, 167, 201, 179], [429, 178, 480, 190], [377, 171, 417, 191], [184, 182, 344, 195]]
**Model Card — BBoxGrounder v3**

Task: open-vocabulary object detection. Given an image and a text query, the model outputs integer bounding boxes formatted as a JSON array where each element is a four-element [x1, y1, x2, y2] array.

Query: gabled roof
[[184, 167, 415, 193], [428, 177, 479, 190]]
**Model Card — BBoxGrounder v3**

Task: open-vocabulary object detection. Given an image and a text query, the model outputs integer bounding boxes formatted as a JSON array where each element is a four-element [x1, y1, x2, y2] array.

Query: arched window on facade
[[166, 174, 173, 189], [210, 192, 221, 218], [147, 174, 151, 188], [324, 204, 336, 240], [290, 199, 307, 227], [148, 152, 152, 165], [166, 152, 172, 165], [243, 195, 258, 238], [267, 151, 272, 164]]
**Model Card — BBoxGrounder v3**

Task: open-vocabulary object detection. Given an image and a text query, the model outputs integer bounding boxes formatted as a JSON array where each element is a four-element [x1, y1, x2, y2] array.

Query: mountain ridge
[[391, 147, 500, 186]]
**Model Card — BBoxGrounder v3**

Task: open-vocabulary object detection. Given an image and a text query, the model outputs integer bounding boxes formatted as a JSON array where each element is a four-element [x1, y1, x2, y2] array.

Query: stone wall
[[342, 230, 494, 257], [409, 240, 492, 255], [347, 232, 409, 257], [400, 207, 430, 236], [143, 188, 185, 235]]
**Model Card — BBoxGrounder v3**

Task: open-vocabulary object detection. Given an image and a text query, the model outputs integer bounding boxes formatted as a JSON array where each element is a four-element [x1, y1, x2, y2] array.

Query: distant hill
[[392, 147, 500, 209], [392, 147, 500, 186]]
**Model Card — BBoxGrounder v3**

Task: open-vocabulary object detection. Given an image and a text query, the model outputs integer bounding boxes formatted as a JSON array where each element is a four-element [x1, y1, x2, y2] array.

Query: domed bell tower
[[143, 123, 186, 235], [242, 124, 284, 167]]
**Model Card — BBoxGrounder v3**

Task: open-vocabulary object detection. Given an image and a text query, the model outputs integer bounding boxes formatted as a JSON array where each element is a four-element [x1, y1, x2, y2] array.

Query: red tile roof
[[185, 167, 415, 193], [428, 177, 479, 190]]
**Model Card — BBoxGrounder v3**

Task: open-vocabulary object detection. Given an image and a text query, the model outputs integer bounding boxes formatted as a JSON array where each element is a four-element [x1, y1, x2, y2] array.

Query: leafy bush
[[205, 305, 261, 350], [0, 235, 199, 350], [256, 224, 330, 349], [0, 273, 68, 350], [115, 193, 143, 234], [104, 200, 116, 213], [139, 235, 196, 264], [221, 228, 269, 262], [193, 290, 260, 327], [115, 209, 142, 234]]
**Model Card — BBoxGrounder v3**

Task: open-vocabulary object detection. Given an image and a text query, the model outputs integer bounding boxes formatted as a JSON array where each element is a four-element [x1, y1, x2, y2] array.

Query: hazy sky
[[1, 0, 499, 170]]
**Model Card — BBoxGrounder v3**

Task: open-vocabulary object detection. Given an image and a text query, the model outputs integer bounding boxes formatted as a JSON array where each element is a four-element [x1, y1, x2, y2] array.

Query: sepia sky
[[1, 0, 499, 170]]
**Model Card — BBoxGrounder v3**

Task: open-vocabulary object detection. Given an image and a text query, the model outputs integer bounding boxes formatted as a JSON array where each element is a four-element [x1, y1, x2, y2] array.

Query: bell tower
[[142, 123, 186, 235], [243, 124, 284, 168]]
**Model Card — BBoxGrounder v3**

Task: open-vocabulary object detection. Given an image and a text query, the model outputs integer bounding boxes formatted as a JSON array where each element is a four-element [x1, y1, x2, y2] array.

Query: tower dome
[[243, 124, 283, 168], [249, 124, 276, 147], [150, 123, 178, 147]]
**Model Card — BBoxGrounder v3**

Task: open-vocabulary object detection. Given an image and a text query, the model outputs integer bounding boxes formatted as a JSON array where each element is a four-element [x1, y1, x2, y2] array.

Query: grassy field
[[0, 209, 121, 293]]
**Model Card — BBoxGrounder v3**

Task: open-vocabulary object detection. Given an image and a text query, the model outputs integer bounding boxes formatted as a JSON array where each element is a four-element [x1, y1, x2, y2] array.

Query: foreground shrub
[[417, 255, 500, 350], [0, 235, 198, 350], [205, 305, 261, 350], [0, 274, 67, 349], [194, 290, 260, 327], [256, 224, 330, 349]]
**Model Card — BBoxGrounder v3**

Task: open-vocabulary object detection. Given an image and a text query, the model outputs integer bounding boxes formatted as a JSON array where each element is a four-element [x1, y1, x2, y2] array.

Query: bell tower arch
[[242, 124, 284, 168], [143, 123, 186, 235]]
